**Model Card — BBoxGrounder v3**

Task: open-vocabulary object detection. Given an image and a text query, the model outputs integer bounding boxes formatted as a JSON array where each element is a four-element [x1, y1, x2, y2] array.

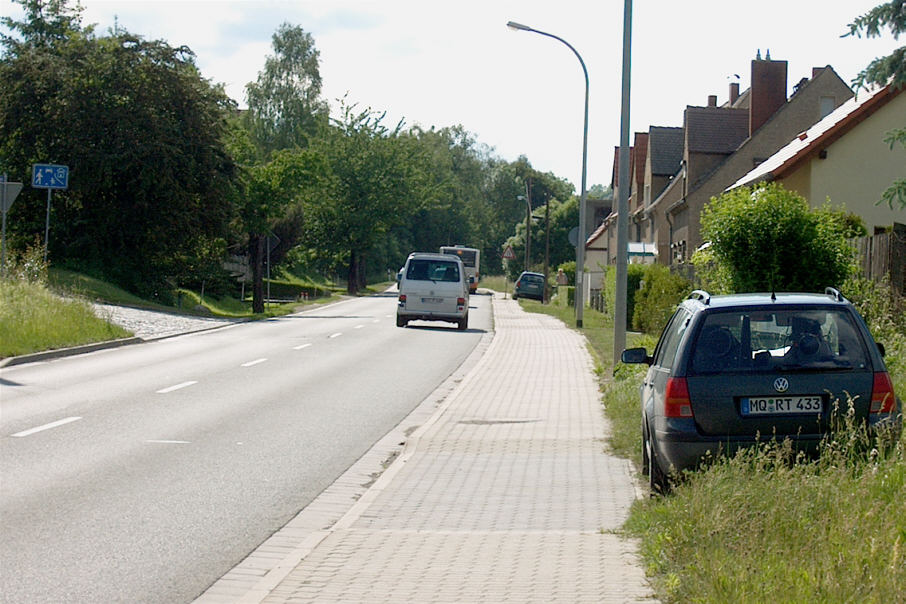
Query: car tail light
[[870, 372, 896, 414], [516, 280, 522, 288], [665, 377, 693, 418]]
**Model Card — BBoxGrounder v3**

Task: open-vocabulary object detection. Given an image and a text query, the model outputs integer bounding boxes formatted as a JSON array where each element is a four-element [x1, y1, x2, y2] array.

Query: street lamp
[[506, 20, 589, 327]]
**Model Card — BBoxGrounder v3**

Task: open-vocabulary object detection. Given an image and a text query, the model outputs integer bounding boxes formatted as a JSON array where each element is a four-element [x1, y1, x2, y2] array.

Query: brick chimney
[[750, 55, 788, 135], [707, 95, 717, 107], [729, 82, 740, 104]]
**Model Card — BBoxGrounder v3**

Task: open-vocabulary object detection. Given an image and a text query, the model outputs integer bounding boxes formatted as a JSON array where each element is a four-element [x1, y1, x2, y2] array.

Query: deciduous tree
[[245, 23, 328, 157], [0, 1, 237, 295]]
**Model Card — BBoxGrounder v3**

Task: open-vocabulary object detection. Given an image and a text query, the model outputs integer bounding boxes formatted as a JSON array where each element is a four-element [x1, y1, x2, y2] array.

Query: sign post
[[31, 164, 69, 263], [502, 245, 516, 299], [1, 174, 25, 277]]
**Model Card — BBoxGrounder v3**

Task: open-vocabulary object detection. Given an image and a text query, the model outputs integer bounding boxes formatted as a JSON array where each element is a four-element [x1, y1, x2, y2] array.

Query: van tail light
[[457, 297, 465, 309], [870, 372, 896, 414], [399, 294, 407, 304], [665, 377, 694, 418]]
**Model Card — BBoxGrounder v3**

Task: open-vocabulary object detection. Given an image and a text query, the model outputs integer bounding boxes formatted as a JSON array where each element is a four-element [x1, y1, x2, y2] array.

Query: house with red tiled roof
[[590, 53, 854, 279], [729, 82, 905, 233]]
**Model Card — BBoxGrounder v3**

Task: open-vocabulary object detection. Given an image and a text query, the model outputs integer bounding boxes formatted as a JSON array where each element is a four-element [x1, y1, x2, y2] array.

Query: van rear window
[[406, 259, 460, 282]]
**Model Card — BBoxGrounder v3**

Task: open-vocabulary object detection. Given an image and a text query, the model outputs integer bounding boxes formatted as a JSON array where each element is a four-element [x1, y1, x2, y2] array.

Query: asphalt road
[[0, 292, 492, 603]]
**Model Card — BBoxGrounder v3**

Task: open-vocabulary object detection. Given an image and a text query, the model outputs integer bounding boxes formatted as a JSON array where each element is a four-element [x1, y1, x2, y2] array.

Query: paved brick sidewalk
[[198, 294, 657, 603]]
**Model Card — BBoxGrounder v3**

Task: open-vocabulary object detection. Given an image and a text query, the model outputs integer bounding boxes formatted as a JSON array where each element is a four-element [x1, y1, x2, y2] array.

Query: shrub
[[633, 264, 693, 335], [699, 183, 860, 293], [603, 264, 646, 328], [3, 238, 47, 284]]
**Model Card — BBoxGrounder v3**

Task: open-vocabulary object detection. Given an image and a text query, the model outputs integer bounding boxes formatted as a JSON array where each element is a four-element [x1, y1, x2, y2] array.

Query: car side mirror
[[877, 342, 886, 357], [621, 347, 652, 365]]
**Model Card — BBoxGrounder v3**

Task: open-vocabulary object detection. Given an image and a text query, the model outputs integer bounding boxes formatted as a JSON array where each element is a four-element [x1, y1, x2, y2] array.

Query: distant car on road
[[397, 253, 469, 330], [621, 288, 901, 494], [513, 271, 545, 301]]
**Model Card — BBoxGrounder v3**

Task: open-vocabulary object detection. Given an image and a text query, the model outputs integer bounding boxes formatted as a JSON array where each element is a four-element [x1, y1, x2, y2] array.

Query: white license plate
[[741, 396, 823, 415], [421, 297, 443, 304]]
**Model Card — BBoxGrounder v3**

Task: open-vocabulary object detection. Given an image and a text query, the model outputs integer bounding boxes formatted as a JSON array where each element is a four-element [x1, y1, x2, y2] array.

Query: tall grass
[[0, 280, 132, 358], [625, 416, 906, 603]]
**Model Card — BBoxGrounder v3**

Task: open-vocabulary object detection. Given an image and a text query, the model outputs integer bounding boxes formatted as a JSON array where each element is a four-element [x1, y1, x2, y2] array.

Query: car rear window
[[688, 307, 870, 375], [406, 259, 460, 282], [521, 274, 544, 284]]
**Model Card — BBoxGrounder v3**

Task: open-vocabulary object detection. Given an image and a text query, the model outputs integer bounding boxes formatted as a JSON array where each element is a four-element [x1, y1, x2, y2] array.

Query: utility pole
[[544, 193, 550, 302], [613, 0, 633, 366], [524, 179, 532, 271]]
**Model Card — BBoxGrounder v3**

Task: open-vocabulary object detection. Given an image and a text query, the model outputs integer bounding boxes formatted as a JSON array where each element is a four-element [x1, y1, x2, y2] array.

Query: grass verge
[[1, 280, 132, 358], [624, 422, 906, 603]]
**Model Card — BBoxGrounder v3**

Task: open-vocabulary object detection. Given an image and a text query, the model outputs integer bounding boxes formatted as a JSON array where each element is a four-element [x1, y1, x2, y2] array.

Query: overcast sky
[[1, 0, 899, 191]]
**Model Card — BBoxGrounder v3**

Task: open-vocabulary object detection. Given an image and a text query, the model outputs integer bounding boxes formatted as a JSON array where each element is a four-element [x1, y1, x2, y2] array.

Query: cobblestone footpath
[[196, 293, 658, 604]]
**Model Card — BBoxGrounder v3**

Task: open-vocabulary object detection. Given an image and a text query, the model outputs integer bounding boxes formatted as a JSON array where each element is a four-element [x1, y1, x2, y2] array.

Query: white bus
[[439, 245, 480, 293]]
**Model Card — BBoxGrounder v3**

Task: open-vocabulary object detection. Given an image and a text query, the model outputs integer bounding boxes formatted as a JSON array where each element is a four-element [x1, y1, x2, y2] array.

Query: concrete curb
[[0, 337, 145, 368]]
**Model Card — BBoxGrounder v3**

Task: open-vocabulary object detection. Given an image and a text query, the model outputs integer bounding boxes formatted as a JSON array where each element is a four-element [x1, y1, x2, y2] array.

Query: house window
[[819, 96, 836, 119]]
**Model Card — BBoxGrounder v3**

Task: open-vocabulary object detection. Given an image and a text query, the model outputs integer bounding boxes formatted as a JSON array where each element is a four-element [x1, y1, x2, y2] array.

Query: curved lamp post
[[506, 20, 589, 327]]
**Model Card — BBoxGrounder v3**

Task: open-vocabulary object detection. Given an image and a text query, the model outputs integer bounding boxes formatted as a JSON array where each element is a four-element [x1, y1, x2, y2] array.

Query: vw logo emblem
[[773, 377, 789, 393]]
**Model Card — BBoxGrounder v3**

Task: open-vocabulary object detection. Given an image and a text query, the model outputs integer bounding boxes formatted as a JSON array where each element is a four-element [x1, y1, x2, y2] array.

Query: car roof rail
[[825, 286, 846, 302], [688, 289, 711, 305]]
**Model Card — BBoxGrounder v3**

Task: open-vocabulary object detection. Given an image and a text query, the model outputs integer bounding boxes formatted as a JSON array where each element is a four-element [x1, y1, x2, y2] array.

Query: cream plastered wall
[[786, 92, 906, 230]]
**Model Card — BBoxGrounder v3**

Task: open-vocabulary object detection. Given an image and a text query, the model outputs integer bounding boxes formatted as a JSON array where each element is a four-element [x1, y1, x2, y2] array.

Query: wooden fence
[[850, 222, 906, 295]]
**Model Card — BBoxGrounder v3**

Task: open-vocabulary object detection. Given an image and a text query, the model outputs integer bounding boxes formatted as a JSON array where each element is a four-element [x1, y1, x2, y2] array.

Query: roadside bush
[[3, 238, 47, 284], [603, 264, 646, 328], [632, 264, 692, 335], [699, 183, 860, 293]]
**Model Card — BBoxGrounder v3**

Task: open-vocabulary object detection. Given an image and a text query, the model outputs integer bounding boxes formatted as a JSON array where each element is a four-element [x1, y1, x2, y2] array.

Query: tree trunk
[[357, 253, 367, 291], [250, 233, 265, 313], [346, 249, 358, 295]]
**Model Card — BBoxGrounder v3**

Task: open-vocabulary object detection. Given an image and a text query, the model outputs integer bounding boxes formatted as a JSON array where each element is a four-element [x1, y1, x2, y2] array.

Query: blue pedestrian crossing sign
[[32, 164, 69, 190]]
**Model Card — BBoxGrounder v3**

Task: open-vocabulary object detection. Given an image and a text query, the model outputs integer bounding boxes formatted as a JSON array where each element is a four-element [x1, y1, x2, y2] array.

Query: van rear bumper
[[397, 310, 466, 324]]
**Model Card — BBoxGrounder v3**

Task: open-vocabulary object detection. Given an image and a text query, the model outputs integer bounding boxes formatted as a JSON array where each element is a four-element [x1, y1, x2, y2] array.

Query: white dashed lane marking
[[241, 358, 268, 367], [12, 416, 82, 438], [146, 439, 191, 444], [156, 381, 198, 394]]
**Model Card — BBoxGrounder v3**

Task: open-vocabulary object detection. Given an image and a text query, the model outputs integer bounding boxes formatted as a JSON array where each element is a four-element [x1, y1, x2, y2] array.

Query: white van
[[397, 253, 469, 330]]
